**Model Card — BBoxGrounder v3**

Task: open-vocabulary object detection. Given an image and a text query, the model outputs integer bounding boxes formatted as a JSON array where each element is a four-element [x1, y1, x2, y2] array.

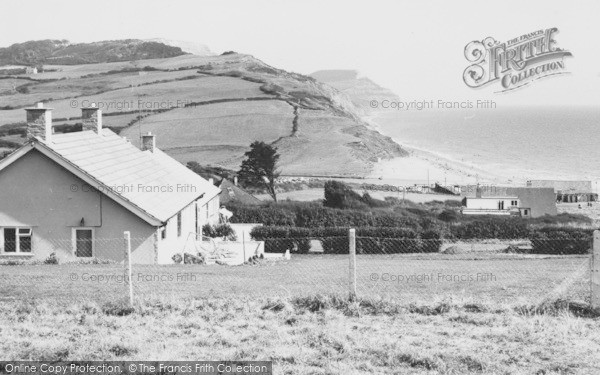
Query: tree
[[239, 141, 280, 202]]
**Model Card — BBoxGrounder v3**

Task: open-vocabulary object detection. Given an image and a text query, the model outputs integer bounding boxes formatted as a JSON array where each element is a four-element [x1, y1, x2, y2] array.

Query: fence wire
[[0, 235, 593, 306]]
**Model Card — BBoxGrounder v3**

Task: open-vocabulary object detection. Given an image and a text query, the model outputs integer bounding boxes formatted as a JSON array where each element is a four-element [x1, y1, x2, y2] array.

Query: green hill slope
[[0, 50, 406, 176]]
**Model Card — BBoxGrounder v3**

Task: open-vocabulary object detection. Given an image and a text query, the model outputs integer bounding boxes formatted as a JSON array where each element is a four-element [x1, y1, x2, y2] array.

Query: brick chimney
[[25, 102, 53, 142], [81, 103, 102, 134], [141, 132, 156, 152]]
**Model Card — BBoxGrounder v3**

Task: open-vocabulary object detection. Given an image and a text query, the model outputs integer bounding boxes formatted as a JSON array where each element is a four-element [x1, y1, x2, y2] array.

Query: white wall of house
[[465, 197, 519, 210], [0, 150, 156, 263], [463, 197, 520, 215], [155, 193, 220, 263]]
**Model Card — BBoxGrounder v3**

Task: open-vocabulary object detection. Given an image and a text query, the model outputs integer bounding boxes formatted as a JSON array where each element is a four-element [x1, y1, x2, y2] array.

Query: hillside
[[0, 39, 186, 66], [0, 50, 407, 176], [310, 70, 400, 116]]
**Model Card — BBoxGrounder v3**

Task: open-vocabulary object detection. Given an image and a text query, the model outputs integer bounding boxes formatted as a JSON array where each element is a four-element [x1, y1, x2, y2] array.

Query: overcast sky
[[1, 0, 598, 107]]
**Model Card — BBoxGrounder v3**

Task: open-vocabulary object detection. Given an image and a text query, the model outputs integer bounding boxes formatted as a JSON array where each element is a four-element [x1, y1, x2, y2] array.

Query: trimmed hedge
[[250, 226, 443, 254], [530, 228, 593, 254], [249, 226, 311, 253], [229, 202, 424, 230], [449, 218, 529, 240]]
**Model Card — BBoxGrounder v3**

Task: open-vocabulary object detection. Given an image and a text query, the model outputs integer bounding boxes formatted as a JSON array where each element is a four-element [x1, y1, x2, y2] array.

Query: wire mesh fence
[[0, 231, 596, 308]]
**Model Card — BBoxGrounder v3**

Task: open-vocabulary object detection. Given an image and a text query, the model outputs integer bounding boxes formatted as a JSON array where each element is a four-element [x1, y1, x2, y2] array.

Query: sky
[[1, 0, 598, 107]]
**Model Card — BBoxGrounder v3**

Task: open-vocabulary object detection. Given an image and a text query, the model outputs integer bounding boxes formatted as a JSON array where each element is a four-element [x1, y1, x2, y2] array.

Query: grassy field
[[0, 254, 591, 304], [0, 75, 271, 125], [1, 293, 599, 374], [123, 100, 294, 146], [0, 69, 203, 109], [1, 254, 598, 373]]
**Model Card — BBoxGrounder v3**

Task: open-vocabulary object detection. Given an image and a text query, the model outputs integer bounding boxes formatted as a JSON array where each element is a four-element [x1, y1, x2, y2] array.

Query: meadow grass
[[1, 254, 598, 373], [0, 293, 598, 374]]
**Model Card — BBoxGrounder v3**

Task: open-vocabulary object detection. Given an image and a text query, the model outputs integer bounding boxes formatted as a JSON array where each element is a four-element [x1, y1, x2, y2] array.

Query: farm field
[[123, 100, 294, 149], [0, 69, 203, 108], [18, 55, 220, 80], [0, 75, 271, 126], [0, 254, 598, 374]]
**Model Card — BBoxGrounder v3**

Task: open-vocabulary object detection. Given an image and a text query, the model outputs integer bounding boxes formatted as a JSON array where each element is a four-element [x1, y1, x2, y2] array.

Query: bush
[[202, 223, 237, 241], [530, 228, 593, 254], [172, 253, 183, 264], [43, 252, 58, 264], [438, 209, 459, 222], [323, 180, 366, 209], [184, 253, 205, 264]]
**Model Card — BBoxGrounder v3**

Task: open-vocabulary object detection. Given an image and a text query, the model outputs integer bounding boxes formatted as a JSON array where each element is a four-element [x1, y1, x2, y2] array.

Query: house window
[[524, 209, 529, 216], [160, 226, 167, 240], [2, 228, 32, 253], [177, 212, 182, 237], [511, 200, 518, 206]]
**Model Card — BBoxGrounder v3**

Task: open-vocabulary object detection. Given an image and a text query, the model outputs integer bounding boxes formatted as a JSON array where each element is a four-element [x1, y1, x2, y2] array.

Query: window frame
[[1, 227, 33, 255]]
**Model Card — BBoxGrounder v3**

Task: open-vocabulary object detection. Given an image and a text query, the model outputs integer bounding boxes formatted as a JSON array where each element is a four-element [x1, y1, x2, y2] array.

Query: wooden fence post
[[349, 228, 357, 301], [592, 230, 600, 309], [123, 231, 134, 306]]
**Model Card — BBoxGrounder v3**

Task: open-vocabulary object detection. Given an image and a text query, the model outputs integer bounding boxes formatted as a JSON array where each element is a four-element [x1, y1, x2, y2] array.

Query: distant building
[[216, 177, 262, 206], [463, 196, 523, 216], [527, 180, 597, 203], [461, 186, 557, 218]]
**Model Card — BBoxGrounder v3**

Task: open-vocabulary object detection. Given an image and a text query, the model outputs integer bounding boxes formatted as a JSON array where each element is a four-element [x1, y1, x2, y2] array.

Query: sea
[[373, 106, 600, 184]]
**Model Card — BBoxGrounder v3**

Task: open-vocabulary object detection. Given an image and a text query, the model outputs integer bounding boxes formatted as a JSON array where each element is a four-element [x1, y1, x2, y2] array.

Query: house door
[[75, 229, 93, 257]]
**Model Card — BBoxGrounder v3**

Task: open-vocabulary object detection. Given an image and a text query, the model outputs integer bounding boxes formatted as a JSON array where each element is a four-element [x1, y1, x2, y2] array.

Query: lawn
[[0, 254, 598, 374]]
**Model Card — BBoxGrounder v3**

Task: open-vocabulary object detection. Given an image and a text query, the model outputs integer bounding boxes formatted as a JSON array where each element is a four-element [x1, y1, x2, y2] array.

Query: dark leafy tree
[[239, 141, 280, 202]]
